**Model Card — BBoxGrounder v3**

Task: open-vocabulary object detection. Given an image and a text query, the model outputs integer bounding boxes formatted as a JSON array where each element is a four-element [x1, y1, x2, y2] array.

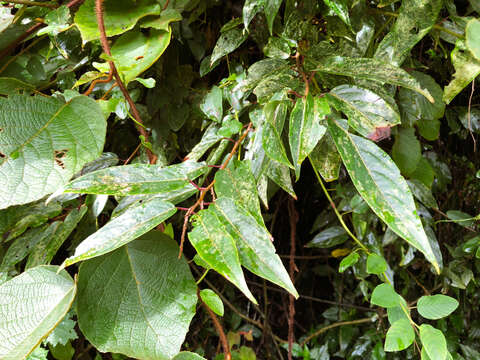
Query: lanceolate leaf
[[62, 197, 176, 268], [262, 100, 293, 168], [0, 95, 106, 209], [0, 266, 76, 360], [77, 233, 197, 360], [322, 0, 351, 27], [264, 0, 282, 34], [289, 95, 329, 179], [74, 0, 160, 43], [419, 324, 448, 360], [328, 85, 401, 138], [210, 27, 248, 65], [63, 161, 206, 196], [309, 133, 342, 182], [307, 56, 434, 102], [327, 119, 440, 273]]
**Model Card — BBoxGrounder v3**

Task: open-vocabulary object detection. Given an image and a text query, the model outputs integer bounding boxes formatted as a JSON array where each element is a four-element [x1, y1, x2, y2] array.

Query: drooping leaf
[[338, 252, 359, 273], [306, 226, 348, 248], [265, 159, 297, 199], [466, 19, 480, 61], [392, 127, 421, 176], [327, 119, 440, 273], [0, 95, 106, 209], [0, 266, 76, 360], [74, 0, 160, 43], [264, 37, 291, 59], [262, 100, 293, 168], [200, 86, 223, 122], [77, 233, 197, 360], [61, 197, 176, 268], [366, 253, 388, 275], [323, 0, 351, 27], [384, 319, 415, 352], [139, 9, 182, 31], [419, 324, 448, 360], [371, 283, 401, 308], [243, 0, 265, 30], [328, 85, 400, 138], [93, 29, 171, 85], [289, 95, 329, 179], [200, 289, 224, 316], [264, 0, 283, 34], [407, 179, 438, 209], [62, 161, 206, 196], [417, 295, 459, 320], [210, 27, 248, 65], [444, 40, 480, 104], [374, 0, 442, 66], [309, 133, 342, 182], [306, 56, 434, 102]]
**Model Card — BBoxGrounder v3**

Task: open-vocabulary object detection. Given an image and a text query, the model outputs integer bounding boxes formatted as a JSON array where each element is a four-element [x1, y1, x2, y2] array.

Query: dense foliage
[[0, 0, 480, 359]]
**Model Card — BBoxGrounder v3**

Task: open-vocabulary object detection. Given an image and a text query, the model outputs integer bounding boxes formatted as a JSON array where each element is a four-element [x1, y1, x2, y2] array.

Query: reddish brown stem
[[95, 0, 157, 164], [287, 199, 299, 360], [83, 70, 113, 96]]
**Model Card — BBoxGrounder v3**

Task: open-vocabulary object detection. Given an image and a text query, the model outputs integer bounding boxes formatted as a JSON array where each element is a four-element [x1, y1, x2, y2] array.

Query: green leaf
[[200, 289, 224, 316], [0, 95, 106, 209], [189, 206, 256, 304], [323, 0, 351, 27], [371, 283, 401, 308], [210, 27, 248, 65], [328, 85, 400, 138], [264, 37, 291, 59], [45, 312, 77, 347], [93, 29, 171, 85], [243, 0, 265, 29], [214, 197, 298, 298], [407, 179, 438, 209], [0, 266, 76, 360], [25, 346, 48, 360], [384, 319, 415, 352], [74, 0, 160, 43], [374, 0, 442, 66], [466, 19, 480, 61], [417, 294, 459, 320], [306, 226, 348, 248], [443, 40, 480, 104], [366, 253, 387, 275], [77, 233, 197, 360], [327, 119, 440, 273], [264, 0, 282, 34], [392, 127, 421, 176], [37, 5, 70, 36], [61, 197, 176, 268], [0, 77, 35, 95], [63, 161, 206, 196], [387, 297, 410, 324], [262, 101, 293, 168], [265, 159, 297, 199], [309, 133, 342, 182], [289, 95, 329, 179], [200, 86, 223, 122], [172, 352, 207, 360], [419, 324, 448, 360], [307, 56, 434, 102], [338, 252, 359, 273], [140, 9, 182, 31]]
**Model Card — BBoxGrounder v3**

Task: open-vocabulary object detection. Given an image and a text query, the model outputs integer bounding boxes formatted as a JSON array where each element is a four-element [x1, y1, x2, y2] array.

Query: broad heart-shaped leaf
[[0, 266, 76, 360], [61, 197, 176, 268], [327, 119, 440, 273], [419, 324, 448, 360], [417, 294, 459, 320], [384, 319, 415, 352], [374, 0, 441, 66], [371, 283, 402, 308], [93, 29, 171, 85], [444, 40, 480, 104], [74, 0, 160, 43], [466, 19, 480, 61], [77, 233, 197, 360], [0, 95, 106, 209], [189, 206, 256, 304], [306, 56, 434, 103], [289, 95, 329, 179], [62, 161, 206, 196], [199, 289, 224, 316], [328, 85, 401, 138], [262, 100, 293, 168]]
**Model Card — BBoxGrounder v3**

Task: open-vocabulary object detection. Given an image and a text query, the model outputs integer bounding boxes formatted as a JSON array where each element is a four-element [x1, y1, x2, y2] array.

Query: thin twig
[[83, 71, 113, 96], [2, 0, 57, 8], [468, 79, 476, 152], [95, 0, 157, 164], [287, 199, 298, 360]]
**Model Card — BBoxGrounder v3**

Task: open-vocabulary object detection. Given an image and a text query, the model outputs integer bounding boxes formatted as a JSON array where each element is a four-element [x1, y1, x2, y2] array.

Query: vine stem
[[95, 0, 157, 164], [178, 123, 252, 258]]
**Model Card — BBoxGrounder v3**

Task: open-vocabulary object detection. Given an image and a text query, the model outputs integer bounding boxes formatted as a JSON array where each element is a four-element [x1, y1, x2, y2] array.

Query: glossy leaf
[[264, 0, 282, 34], [374, 0, 442, 66], [327, 119, 440, 273], [338, 252, 359, 273], [140, 9, 182, 31], [0, 95, 106, 209], [328, 85, 400, 138], [74, 0, 160, 43], [77, 233, 197, 360], [265, 159, 297, 199], [200, 86, 223, 122], [371, 283, 401, 308], [62, 197, 176, 268], [264, 37, 291, 59], [289, 95, 329, 179], [306, 226, 348, 248], [392, 127, 421, 176], [417, 294, 459, 320], [200, 289, 224, 316], [63, 161, 206, 196], [407, 179, 438, 209], [309, 133, 342, 182], [0, 266, 76, 360], [466, 19, 480, 61], [93, 29, 171, 85], [172, 352, 207, 360], [366, 253, 388, 275], [243, 0, 264, 30], [323, 0, 351, 26], [307, 56, 434, 102], [384, 319, 414, 352], [210, 27, 248, 65], [262, 101, 292, 168], [419, 324, 448, 360]]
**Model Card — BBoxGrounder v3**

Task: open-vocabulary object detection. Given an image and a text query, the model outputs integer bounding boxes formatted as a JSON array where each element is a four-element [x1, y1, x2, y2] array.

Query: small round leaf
[[366, 253, 388, 275], [200, 289, 224, 317]]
